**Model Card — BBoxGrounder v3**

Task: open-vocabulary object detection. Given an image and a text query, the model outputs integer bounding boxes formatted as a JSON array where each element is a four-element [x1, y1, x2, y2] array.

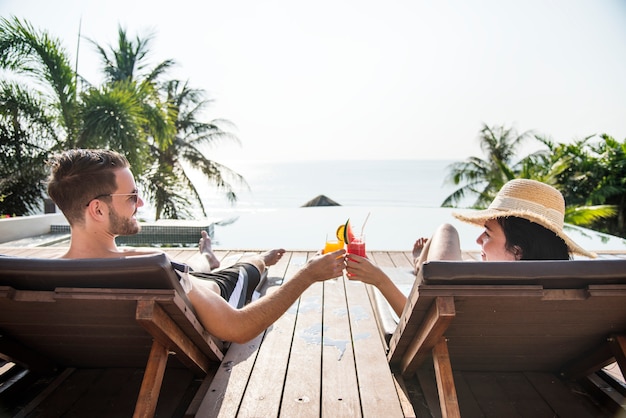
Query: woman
[[345, 179, 596, 317]]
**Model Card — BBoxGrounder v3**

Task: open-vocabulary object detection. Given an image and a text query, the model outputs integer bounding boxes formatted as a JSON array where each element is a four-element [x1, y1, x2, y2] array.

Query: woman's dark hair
[[497, 216, 570, 260]]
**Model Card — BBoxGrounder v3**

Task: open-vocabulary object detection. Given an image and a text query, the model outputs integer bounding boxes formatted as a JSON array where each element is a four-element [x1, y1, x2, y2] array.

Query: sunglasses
[[86, 192, 140, 207]]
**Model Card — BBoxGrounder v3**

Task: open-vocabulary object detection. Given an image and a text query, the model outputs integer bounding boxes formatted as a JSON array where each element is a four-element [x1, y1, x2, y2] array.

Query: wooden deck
[[0, 247, 414, 417], [1, 246, 624, 417]]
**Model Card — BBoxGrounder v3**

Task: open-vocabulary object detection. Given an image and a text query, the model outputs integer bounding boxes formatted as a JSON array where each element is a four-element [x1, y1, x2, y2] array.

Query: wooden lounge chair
[[385, 259, 626, 417], [0, 253, 223, 417]]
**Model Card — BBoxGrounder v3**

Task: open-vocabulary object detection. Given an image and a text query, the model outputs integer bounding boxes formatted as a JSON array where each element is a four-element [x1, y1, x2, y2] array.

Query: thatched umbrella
[[300, 194, 341, 207]]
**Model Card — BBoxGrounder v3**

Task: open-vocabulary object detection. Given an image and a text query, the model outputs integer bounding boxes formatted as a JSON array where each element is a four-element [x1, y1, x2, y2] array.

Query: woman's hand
[[345, 254, 387, 286]]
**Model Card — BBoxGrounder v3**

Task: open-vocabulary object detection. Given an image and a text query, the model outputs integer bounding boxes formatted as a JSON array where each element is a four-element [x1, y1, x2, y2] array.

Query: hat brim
[[453, 208, 597, 259]]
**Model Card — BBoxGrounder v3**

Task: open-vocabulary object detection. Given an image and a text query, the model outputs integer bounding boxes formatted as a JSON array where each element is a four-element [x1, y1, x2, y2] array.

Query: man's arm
[[187, 249, 345, 343]]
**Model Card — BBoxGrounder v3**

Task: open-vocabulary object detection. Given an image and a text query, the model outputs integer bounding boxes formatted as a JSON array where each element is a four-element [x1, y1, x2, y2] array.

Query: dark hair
[[47, 149, 130, 225], [497, 216, 570, 260]]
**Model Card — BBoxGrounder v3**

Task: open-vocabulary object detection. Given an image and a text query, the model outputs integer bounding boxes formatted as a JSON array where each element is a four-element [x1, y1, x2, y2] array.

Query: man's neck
[[62, 228, 141, 259]]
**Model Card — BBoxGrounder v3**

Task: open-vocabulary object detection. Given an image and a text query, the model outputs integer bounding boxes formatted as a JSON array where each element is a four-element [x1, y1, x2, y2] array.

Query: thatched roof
[[300, 194, 341, 207]]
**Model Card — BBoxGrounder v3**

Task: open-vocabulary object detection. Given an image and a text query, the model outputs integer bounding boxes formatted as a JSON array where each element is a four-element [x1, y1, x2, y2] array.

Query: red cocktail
[[347, 236, 366, 257]]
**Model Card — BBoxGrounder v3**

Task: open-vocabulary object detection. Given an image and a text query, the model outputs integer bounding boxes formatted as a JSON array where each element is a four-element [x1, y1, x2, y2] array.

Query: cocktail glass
[[347, 234, 366, 257], [323, 235, 345, 254]]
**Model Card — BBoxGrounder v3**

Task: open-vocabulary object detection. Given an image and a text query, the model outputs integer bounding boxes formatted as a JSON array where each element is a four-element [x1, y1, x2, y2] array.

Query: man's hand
[[299, 249, 346, 283]]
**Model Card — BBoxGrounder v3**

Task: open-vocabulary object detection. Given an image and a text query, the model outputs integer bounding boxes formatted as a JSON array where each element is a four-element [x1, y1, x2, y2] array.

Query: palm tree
[[0, 19, 245, 219], [582, 134, 626, 236], [86, 26, 175, 172], [92, 27, 245, 219], [0, 17, 79, 215], [0, 17, 79, 147], [442, 123, 533, 208], [0, 81, 55, 215], [146, 80, 247, 220]]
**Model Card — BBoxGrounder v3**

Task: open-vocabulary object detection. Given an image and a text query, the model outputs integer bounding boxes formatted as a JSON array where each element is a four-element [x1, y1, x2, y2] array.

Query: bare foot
[[412, 237, 428, 275], [199, 230, 220, 270], [412, 238, 428, 260], [261, 249, 286, 267]]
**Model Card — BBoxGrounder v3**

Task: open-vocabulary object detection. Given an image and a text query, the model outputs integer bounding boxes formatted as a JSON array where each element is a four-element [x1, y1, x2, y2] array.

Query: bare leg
[[413, 223, 462, 275], [199, 230, 220, 270], [240, 249, 286, 275]]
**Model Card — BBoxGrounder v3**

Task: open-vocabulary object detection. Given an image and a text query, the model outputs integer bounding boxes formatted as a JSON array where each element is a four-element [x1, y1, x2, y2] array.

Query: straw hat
[[452, 179, 596, 258]]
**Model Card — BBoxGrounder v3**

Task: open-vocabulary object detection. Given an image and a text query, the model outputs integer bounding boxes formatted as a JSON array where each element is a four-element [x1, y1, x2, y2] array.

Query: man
[[47, 149, 345, 344]]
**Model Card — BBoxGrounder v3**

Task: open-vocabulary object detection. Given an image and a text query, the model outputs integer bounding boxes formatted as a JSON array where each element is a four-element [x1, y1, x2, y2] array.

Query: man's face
[[106, 168, 144, 236]]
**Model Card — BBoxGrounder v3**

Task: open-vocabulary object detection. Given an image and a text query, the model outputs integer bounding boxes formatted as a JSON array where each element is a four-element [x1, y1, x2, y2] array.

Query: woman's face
[[475, 219, 517, 261]]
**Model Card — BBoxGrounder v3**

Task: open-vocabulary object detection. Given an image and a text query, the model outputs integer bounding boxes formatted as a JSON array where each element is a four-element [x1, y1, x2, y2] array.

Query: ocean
[[197, 159, 461, 214], [143, 159, 625, 252]]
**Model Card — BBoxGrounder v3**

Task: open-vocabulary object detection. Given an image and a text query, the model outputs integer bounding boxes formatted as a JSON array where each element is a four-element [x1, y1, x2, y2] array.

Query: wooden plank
[[196, 333, 265, 417], [237, 251, 308, 417], [462, 372, 520, 417], [450, 371, 484, 418], [525, 372, 601, 418], [184, 372, 216, 417], [392, 373, 423, 418], [394, 296, 456, 376], [344, 274, 406, 417], [135, 300, 212, 375], [280, 280, 324, 417], [581, 373, 626, 415], [417, 367, 443, 417], [159, 295, 225, 362], [610, 334, 626, 380], [494, 372, 562, 417], [282, 252, 331, 416], [13, 368, 76, 418], [71, 368, 141, 417], [387, 251, 414, 269], [133, 340, 169, 418], [370, 251, 396, 268], [19, 368, 103, 416], [153, 367, 198, 417], [432, 339, 460, 418], [319, 274, 359, 417]]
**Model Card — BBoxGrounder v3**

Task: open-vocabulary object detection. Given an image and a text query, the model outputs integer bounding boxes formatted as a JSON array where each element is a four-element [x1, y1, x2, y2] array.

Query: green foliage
[[0, 18, 243, 220], [0, 80, 56, 215], [444, 124, 626, 238], [442, 123, 532, 208]]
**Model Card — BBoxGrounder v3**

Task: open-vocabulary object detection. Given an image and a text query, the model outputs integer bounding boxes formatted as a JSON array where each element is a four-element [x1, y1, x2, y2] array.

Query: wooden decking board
[[196, 333, 264, 417], [23, 368, 103, 416], [524, 372, 608, 418], [237, 251, 307, 417], [497, 372, 570, 417], [280, 282, 326, 417], [462, 372, 523, 417], [65, 368, 143, 417], [319, 275, 360, 417], [449, 371, 485, 418], [416, 367, 443, 417], [345, 275, 407, 417]]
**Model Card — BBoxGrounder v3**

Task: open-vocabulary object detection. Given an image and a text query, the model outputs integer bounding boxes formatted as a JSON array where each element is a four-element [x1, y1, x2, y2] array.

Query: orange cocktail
[[323, 238, 345, 254]]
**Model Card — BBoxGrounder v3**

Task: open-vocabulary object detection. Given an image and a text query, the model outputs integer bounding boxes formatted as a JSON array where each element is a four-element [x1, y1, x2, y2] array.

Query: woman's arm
[[345, 254, 408, 317]]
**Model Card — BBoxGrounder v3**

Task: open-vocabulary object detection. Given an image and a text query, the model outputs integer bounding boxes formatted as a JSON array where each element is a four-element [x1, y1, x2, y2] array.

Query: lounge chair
[[384, 259, 626, 417], [0, 253, 223, 417]]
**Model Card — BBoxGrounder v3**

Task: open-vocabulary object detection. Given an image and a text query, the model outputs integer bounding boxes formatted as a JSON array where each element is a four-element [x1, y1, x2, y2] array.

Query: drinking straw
[[361, 212, 371, 234]]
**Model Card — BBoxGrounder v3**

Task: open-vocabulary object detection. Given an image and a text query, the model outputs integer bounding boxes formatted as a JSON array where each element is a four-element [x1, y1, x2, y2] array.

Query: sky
[[2, 0, 626, 162]]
